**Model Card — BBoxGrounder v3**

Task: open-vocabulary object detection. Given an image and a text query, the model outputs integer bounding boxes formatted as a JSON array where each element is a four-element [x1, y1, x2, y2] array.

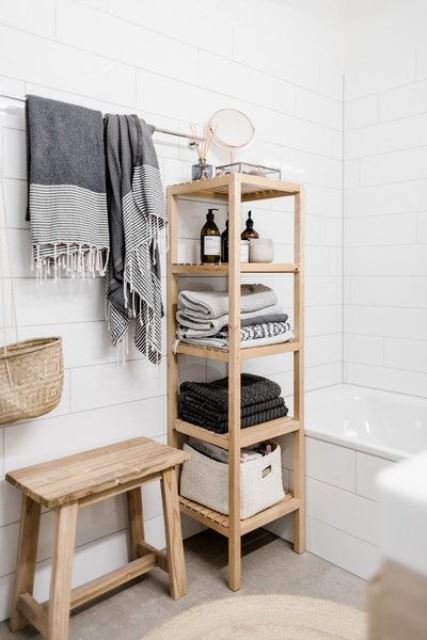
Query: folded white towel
[[178, 284, 277, 320]]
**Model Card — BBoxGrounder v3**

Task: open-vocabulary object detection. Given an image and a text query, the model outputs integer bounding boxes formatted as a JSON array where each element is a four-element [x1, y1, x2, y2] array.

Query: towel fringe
[[32, 242, 109, 279]]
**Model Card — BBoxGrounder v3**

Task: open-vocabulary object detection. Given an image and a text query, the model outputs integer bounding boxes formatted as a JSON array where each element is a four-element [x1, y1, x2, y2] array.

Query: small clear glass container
[[215, 162, 281, 179]]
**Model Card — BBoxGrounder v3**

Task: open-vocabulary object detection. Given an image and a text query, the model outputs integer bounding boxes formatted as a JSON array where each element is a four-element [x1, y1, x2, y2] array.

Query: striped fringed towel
[[26, 95, 109, 278], [104, 114, 166, 366]]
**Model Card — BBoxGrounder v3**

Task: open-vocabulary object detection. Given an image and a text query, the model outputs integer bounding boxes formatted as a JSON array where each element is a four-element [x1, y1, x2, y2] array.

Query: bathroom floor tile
[[0, 529, 365, 640]]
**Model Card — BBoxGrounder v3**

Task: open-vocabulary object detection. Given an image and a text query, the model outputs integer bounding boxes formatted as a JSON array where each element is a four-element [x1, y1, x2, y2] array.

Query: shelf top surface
[[167, 174, 302, 201]]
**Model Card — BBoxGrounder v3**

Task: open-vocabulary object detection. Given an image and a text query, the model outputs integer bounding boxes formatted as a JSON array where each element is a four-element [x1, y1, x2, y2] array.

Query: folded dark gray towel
[[180, 395, 286, 425], [26, 95, 109, 277], [179, 403, 288, 434], [179, 373, 282, 412]]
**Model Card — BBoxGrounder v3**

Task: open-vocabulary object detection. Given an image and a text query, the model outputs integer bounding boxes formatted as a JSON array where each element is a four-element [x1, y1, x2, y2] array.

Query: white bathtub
[[299, 384, 427, 579], [306, 383, 427, 461]]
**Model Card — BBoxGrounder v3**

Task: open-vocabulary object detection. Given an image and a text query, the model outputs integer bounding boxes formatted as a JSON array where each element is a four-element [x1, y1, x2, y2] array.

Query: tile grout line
[[341, 73, 346, 384]]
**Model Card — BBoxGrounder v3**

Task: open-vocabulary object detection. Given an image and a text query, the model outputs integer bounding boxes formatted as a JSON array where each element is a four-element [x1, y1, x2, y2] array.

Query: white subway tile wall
[[343, 1, 427, 398], [0, 0, 344, 620]]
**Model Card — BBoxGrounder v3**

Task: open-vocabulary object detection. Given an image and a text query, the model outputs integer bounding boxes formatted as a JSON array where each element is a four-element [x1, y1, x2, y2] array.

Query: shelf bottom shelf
[[179, 494, 300, 537]]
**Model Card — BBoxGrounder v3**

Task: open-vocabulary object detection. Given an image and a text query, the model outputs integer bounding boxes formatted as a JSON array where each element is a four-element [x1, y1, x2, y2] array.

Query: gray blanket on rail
[[26, 95, 109, 277], [104, 114, 166, 364], [179, 374, 282, 412]]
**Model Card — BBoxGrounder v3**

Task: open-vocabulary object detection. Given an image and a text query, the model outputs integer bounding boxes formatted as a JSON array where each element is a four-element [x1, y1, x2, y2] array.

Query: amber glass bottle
[[241, 210, 259, 240], [200, 208, 221, 263]]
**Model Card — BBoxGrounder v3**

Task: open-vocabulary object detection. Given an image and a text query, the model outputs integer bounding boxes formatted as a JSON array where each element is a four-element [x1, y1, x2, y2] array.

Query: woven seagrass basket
[[0, 337, 64, 425]]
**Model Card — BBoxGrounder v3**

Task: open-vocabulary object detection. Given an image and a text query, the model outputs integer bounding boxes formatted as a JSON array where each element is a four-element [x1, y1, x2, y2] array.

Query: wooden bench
[[6, 437, 190, 640]]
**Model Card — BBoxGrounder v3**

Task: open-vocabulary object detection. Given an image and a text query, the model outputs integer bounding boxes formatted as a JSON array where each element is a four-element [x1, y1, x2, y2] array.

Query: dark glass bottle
[[200, 208, 220, 263], [221, 220, 229, 263], [241, 210, 259, 240]]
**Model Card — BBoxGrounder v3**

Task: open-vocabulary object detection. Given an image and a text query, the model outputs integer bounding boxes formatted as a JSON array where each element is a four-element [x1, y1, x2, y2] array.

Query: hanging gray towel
[[104, 114, 166, 365], [26, 95, 109, 277]]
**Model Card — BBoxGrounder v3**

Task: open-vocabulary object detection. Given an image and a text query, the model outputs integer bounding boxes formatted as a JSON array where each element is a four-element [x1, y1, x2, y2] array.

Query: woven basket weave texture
[[0, 337, 64, 425]]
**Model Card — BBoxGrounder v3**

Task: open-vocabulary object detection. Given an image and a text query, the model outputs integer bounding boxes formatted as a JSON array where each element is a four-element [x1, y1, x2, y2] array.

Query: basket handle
[[0, 156, 19, 355]]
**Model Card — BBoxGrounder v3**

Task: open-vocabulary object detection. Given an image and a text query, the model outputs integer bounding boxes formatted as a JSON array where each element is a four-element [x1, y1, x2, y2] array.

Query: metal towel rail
[[0, 91, 204, 142]]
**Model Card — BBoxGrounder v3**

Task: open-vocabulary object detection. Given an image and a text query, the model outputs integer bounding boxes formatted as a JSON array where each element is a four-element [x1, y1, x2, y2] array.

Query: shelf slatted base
[[174, 340, 300, 362], [179, 494, 300, 537], [174, 417, 300, 450]]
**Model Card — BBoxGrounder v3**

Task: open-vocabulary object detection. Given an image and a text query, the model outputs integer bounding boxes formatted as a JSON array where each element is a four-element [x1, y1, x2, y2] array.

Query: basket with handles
[[0, 164, 64, 426]]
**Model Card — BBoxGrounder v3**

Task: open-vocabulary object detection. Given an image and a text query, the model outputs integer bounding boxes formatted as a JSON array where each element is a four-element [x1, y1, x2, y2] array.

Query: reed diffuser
[[190, 122, 215, 180]]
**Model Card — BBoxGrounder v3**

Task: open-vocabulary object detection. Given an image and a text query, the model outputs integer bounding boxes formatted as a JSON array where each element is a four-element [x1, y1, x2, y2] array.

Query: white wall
[[343, 0, 427, 397], [0, 0, 345, 621]]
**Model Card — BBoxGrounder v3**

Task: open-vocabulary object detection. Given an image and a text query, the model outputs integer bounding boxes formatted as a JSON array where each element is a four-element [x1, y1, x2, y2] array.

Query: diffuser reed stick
[[190, 122, 216, 162]]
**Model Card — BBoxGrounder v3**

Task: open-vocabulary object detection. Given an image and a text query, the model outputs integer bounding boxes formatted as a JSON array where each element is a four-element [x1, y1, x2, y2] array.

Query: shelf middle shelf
[[174, 340, 300, 361], [174, 416, 300, 450]]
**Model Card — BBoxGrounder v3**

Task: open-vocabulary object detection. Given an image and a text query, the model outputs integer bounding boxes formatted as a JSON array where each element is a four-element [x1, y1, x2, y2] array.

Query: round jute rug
[[144, 594, 366, 640]]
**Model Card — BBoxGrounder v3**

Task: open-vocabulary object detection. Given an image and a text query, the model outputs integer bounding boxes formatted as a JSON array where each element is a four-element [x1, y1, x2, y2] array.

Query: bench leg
[[10, 495, 42, 631], [48, 503, 78, 640], [127, 488, 145, 561], [161, 468, 187, 599]]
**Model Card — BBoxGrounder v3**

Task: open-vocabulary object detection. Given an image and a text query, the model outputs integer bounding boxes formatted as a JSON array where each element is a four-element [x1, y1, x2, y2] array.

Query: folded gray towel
[[178, 284, 277, 320], [26, 95, 109, 277], [176, 305, 286, 338]]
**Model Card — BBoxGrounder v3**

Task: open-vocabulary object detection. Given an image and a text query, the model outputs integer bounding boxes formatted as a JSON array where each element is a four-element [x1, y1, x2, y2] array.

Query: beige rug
[[144, 594, 366, 639]]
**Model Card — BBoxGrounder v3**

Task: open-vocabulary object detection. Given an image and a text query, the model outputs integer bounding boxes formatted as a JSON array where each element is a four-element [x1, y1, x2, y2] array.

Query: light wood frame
[[9, 468, 187, 640], [167, 173, 305, 591]]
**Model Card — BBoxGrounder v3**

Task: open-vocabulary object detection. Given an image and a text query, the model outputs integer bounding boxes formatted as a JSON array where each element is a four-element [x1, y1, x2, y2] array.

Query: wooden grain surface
[[6, 438, 189, 509]]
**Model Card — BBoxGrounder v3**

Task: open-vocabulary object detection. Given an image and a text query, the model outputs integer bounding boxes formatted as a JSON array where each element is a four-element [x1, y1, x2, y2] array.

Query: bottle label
[[204, 236, 221, 256], [240, 241, 249, 263]]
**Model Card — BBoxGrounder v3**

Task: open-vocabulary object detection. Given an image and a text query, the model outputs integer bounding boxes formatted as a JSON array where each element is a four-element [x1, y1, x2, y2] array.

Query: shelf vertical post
[[228, 173, 242, 590], [167, 188, 179, 449], [293, 187, 305, 553]]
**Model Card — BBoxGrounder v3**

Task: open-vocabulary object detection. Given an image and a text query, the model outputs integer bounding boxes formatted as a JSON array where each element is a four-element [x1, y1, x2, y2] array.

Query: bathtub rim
[[304, 383, 425, 463]]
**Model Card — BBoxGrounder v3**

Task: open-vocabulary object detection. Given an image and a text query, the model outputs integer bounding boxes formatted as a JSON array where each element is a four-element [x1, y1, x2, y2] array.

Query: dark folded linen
[[180, 395, 286, 425], [179, 373, 282, 412], [179, 403, 288, 434]]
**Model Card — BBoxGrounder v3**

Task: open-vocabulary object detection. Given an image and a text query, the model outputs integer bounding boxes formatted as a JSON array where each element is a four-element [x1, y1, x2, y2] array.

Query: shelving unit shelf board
[[179, 495, 300, 537], [174, 417, 300, 450], [168, 175, 300, 203], [173, 340, 300, 362], [167, 173, 304, 591], [171, 263, 299, 275]]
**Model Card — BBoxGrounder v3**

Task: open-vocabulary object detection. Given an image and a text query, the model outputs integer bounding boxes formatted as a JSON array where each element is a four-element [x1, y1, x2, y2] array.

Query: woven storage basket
[[0, 337, 64, 425], [180, 442, 285, 519]]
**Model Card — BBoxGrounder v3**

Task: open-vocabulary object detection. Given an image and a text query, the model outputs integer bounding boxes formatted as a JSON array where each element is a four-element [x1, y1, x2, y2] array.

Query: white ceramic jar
[[249, 238, 274, 263]]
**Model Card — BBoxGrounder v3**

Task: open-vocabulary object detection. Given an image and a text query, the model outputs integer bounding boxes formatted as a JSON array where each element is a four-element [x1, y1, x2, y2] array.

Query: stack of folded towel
[[176, 284, 293, 349], [179, 373, 288, 434]]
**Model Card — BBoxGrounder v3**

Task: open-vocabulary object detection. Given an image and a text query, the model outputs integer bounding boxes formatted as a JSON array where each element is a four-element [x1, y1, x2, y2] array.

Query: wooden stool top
[[6, 437, 189, 509]]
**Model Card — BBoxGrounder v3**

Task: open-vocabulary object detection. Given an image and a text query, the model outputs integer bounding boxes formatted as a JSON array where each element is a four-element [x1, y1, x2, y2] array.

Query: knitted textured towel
[[178, 284, 277, 320], [180, 395, 287, 427], [26, 95, 109, 277], [179, 403, 288, 434], [104, 114, 166, 364], [180, 374, 282, 412]]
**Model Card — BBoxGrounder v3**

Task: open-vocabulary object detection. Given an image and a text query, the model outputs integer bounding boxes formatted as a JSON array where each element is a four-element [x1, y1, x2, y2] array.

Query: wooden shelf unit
[[167, 173, 304, 591]]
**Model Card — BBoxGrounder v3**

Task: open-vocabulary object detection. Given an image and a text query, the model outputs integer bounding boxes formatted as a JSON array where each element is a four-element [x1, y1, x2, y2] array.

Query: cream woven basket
[[180, 442, 285, 519], [0, 337, 64, 425]]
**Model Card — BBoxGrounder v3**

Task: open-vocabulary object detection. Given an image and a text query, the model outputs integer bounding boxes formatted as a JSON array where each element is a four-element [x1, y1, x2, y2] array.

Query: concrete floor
[[0, 529, 366, 640]]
